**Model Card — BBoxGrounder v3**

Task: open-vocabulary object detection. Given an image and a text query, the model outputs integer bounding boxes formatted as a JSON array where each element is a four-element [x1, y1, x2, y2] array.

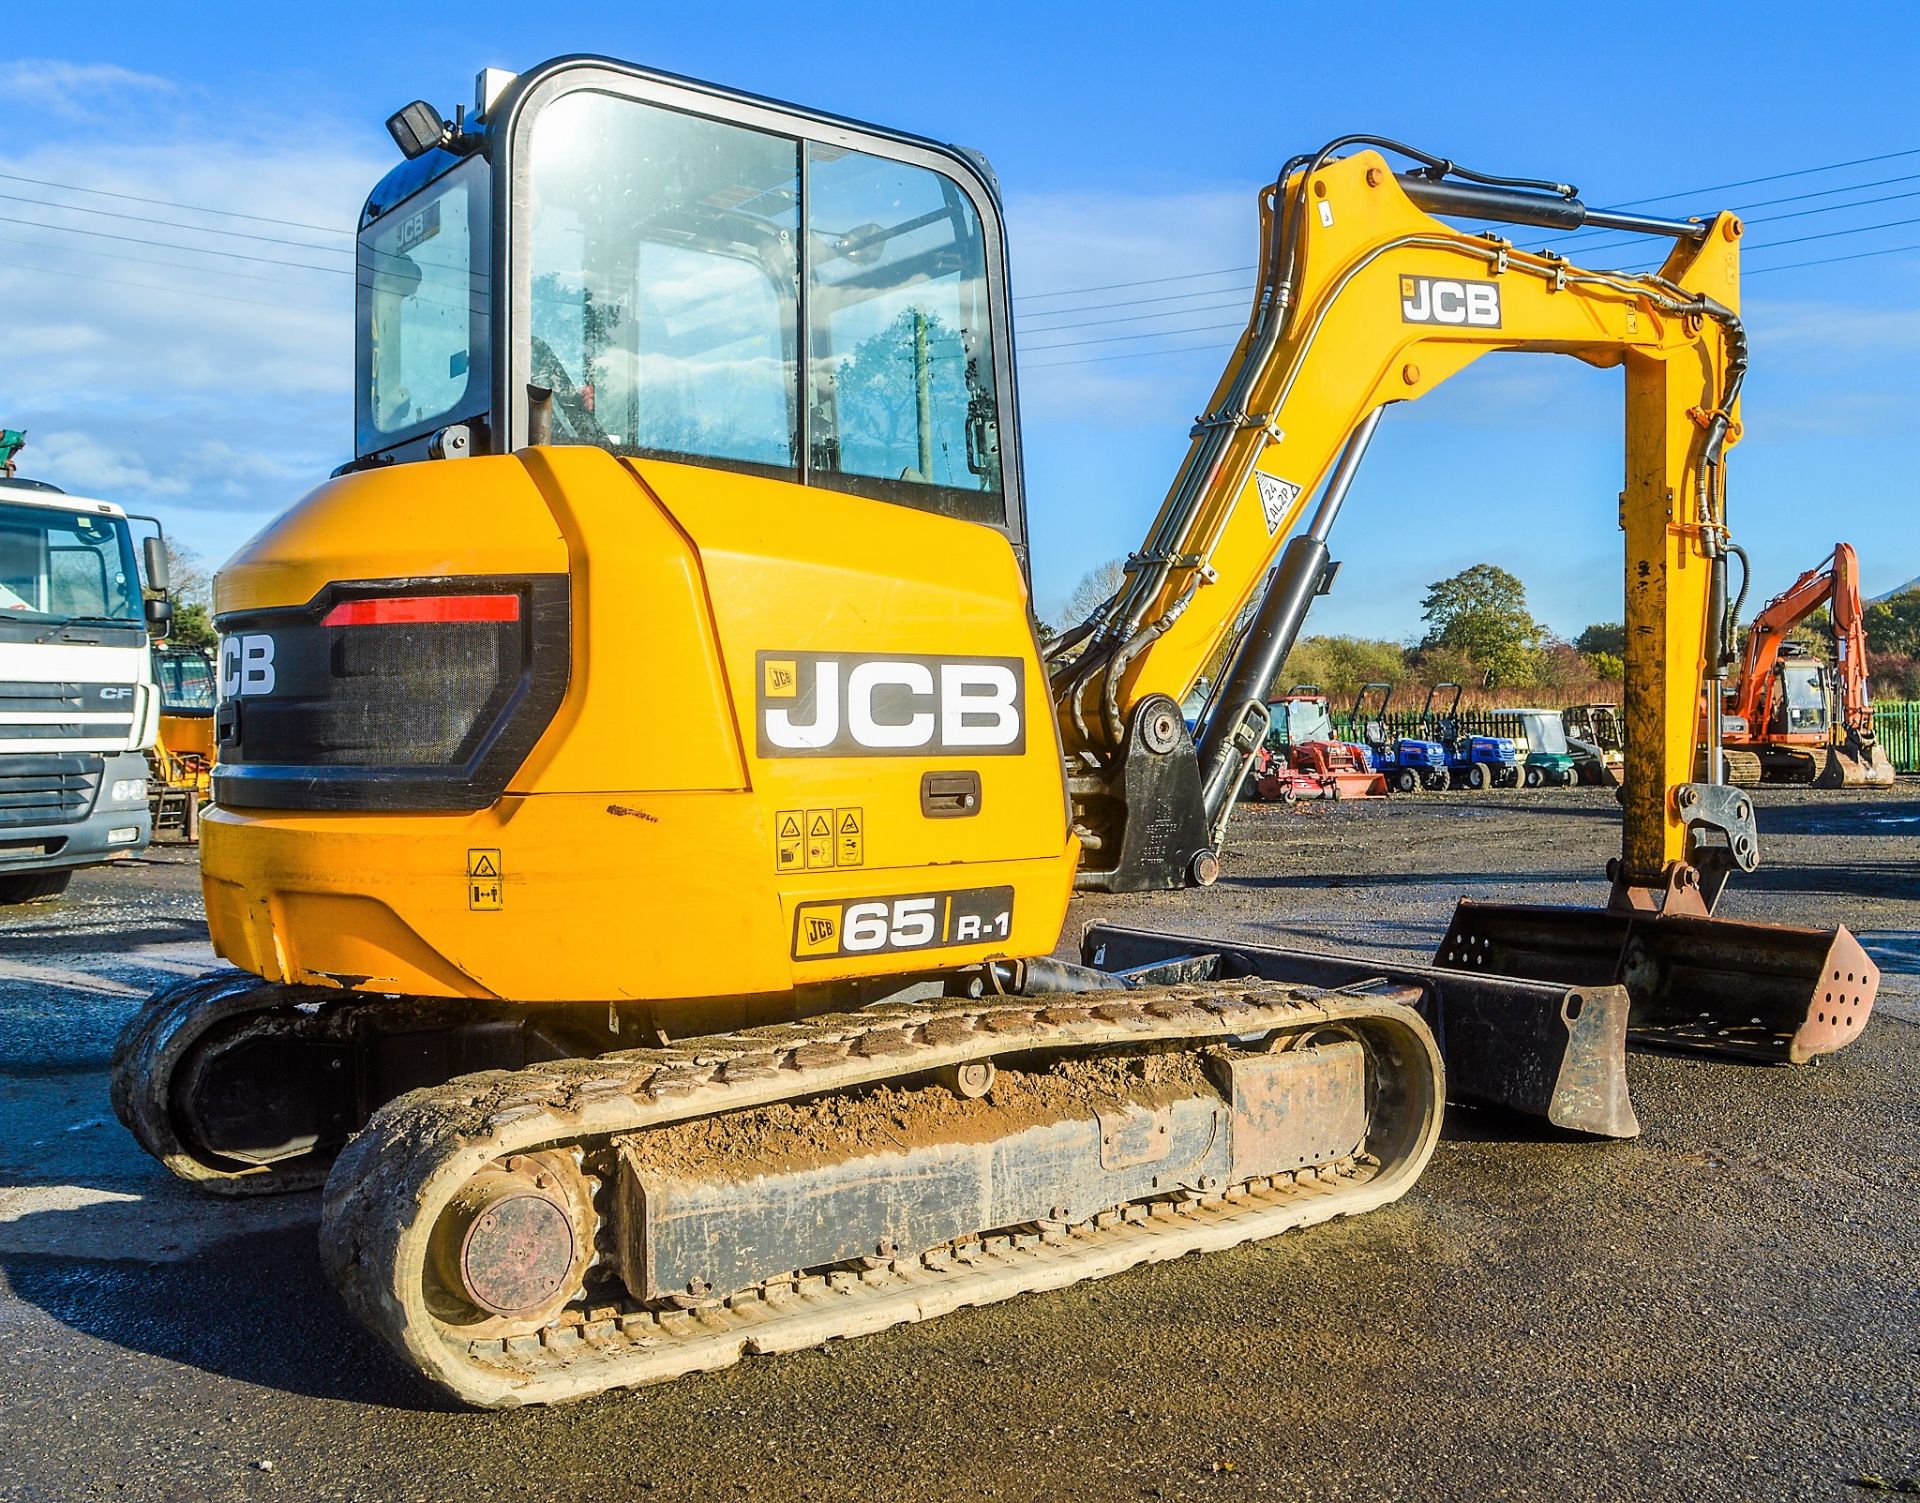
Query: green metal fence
[[1324, 701, 1920, 772], [1874, 702, 1920, 773]]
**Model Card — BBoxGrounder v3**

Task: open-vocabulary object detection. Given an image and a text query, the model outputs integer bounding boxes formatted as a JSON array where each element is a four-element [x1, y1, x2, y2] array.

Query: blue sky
[[3, 2, 1916, 637]]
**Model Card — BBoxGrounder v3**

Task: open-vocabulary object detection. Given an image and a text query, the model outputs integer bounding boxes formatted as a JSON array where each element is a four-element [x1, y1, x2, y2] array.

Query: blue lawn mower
[[1351, 682, 1448, 793], [1422, 682, 1520, 789]]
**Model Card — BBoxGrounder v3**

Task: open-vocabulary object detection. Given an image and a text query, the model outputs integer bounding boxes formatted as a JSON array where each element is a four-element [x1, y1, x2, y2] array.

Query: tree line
[[1050, 558, 1920, 705]]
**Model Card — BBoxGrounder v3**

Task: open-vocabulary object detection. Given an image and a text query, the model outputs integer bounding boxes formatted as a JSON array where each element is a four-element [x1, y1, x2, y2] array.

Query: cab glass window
[[1779, 664, 1827, 732], [517, 88, 1007, 530], [805, 145, 1003, 523], [359, 161, 488, 445], [526, 92, 800, 473]]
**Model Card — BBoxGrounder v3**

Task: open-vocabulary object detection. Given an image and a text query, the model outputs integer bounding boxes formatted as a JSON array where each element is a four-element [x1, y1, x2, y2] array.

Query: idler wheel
[[427, 1152, 593, 1328]]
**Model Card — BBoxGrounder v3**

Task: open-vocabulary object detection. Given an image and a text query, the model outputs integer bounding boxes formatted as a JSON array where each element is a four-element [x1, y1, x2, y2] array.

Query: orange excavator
[[1721, 543, 1894, 787]]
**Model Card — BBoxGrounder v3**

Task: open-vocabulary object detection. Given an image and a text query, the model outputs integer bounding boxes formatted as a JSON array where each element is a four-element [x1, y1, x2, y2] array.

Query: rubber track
[[110, 968, 340, 1196], [321, 978, 1443, 1408]]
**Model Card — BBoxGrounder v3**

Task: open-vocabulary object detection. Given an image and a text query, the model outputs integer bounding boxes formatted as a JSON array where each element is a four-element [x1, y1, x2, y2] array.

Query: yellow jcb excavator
[[112, 57, 1879, 1407]]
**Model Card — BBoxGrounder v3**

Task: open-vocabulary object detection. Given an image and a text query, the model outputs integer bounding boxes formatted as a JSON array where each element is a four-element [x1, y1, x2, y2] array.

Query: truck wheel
[[0, 870, 72, 905], [1524, 766, 1543, 789], [1466, 763, 1488, 790], [1393, 768, 1419, 794]]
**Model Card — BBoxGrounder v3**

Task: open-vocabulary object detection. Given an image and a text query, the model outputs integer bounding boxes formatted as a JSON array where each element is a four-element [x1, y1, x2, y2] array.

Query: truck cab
[[0, 476, 164, 900]]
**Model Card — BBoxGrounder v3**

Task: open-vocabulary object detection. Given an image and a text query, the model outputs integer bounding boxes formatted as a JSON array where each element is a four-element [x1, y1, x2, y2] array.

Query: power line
[[0, 168, 351, 236], [1013, 148, 1920, 305], [1020, 238, 1920, 368], [1703, 168, 1920, 216], [1023, 337, 1238, 371], [0, 188, 352, 255], [1616, 212, 1920, 273], [1736, 211, 1920, 252], [1014, 264, 1254, 304], [1019, 281, 1257, 323], [1569, 184, 1920, 258], [1747, 239, 1920, 276], [1021, 185, 1920, 339], [1017, 296, 1250, 336], [0, 210, 350, 276], [1022, 319, 1246, 355], [1571, 145, 1920, 213], [0, 229, 340, 290], [0, 253, 338, 314]]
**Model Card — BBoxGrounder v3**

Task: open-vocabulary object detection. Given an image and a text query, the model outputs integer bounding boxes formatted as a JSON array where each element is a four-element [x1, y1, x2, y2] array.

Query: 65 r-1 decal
[[793, 886, 1014, 960]]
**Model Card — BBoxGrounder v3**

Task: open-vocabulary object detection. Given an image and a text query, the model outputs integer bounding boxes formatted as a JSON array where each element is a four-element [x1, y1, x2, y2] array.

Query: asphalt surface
[[0, 786, 1915, 1502]]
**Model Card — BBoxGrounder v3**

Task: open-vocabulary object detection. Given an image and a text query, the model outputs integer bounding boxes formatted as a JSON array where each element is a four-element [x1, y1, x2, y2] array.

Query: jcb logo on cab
[[757, 651, 1024, 758], [219, 634, 277, 697], [1400, 276, 1501, 328]]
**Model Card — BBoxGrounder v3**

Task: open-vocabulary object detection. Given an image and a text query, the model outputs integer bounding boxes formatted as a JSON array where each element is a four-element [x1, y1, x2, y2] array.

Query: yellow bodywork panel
[[159, 713, 216, 763], [1065, 151, 1742, 877], [203, 450, 1075, 1016]]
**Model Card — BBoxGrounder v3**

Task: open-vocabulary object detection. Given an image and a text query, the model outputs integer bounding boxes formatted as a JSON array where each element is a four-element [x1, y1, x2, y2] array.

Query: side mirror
[[143, 535, 169, 593], [145, 597, 173, 636]]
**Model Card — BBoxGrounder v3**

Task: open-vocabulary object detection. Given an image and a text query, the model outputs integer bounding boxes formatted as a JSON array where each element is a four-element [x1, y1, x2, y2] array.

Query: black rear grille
[[214, 575, 570, 814], [0, 754, 102, 827]]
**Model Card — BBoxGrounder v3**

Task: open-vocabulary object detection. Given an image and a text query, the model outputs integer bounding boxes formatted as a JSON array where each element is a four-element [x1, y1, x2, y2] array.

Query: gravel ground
[[0, 785, 1914, 1503]]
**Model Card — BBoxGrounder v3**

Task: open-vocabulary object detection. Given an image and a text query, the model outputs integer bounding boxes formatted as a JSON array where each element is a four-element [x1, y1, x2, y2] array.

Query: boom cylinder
[[1397, 176, 1710, 242], [1194, 410, 1382, 826]]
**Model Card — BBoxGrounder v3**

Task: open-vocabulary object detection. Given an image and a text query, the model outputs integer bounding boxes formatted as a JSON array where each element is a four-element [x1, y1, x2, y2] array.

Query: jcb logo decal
[[1400, 276, 1501, 328], [757, 651, 1024, 758], [218, 634, 277, 697]]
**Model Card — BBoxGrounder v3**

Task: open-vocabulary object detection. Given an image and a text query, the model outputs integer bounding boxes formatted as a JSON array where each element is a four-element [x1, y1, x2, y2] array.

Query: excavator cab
[[352, 60, 1027, 565], [1769, 651, 1833, 738]]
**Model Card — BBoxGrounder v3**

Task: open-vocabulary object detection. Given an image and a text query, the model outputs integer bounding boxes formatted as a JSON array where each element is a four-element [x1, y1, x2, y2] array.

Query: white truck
[[0, 467, 169, 902]]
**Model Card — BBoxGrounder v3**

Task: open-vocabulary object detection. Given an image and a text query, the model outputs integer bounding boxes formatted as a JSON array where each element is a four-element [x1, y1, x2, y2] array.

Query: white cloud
[[0, 71, 386, 564], [26, 431, 191, 499], [0, 60, 173, 118], [1006, 184, 1253, 421]]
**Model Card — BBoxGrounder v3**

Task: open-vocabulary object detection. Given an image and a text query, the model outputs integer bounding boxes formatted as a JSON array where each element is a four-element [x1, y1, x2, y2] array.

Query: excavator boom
[[1054, 141, 1749, 896]]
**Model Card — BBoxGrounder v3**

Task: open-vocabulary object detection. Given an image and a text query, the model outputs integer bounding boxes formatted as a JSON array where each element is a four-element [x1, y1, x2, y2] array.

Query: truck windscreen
[[0, 502, 141, 624]]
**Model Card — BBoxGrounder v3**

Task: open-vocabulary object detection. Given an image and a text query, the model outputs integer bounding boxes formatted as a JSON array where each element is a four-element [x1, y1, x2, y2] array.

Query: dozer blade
[[1436, 900, 1880, 1065], [1081, 922, 1637, 1138]]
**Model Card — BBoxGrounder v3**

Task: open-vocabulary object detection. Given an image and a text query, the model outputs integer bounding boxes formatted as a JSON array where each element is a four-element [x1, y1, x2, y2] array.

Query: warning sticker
[[469, 877, 503, 911], [806, 809, 836, 870], [778, 806, 866, 870], [467, 848, 501, 878], [1253, 472, 1303, 535], [835, 807, 864, 867], [775, 810, 805, 871]]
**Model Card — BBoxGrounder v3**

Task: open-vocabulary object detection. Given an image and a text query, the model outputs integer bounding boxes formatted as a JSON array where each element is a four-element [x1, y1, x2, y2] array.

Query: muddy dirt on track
[[0, 789, 1916, 1503]]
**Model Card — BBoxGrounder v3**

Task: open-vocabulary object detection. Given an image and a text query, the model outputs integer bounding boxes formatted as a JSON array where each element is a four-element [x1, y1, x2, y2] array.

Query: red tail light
[[323, 594, 521, 628]]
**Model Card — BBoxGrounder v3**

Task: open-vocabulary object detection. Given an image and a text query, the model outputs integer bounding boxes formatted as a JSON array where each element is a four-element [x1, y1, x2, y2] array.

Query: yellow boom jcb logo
[[1400, 275, 1501, 328]]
